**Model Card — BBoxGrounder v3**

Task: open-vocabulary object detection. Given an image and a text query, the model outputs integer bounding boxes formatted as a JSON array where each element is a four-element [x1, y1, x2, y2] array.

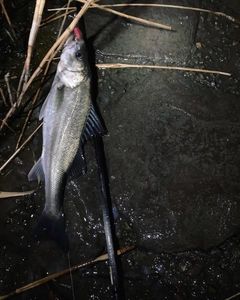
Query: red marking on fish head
[[74, 27, 82, 41]]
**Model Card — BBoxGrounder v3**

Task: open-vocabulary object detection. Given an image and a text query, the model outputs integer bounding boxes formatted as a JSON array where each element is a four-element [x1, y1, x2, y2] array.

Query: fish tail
[[33, 210, 69, 253]]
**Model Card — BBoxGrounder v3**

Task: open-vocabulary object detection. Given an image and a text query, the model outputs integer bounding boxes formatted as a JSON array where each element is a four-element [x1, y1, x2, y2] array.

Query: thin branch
[[16, 89, 41, 149], [0, 0, 16, 38], [0, 88, 7, 106], [76, 0, 172, 30], [0, 245, 135, 300], [0, 0, 95, 131], [57, 0, 72, 38], [17, 0, 46, 97], [98, 3, 240, 25], [0, 102, 17, 130], [225, 291, 240, 300], [4, 73, 13, 106], [40, 9, 76, 27], [16, 1, 73, 149], [16, 0, 94, 104], [0, 123, 43, 173], [43, 3, 70, 22], [96, 63, 231, 76], [0, 190, 35, 199], [0, 119, 14, 132], [48, 7, 76, 11], [4, 29, 14, 42], [0, 76, 17, 83]]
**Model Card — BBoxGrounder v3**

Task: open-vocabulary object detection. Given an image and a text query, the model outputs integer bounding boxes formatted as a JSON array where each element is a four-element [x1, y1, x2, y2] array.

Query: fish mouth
[[74, 27, 82, 41], [62, 27, 82, 51]]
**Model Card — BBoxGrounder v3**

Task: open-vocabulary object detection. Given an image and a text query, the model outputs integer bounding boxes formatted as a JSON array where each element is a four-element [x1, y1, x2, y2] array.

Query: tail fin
[[33, 210, 69, 253]]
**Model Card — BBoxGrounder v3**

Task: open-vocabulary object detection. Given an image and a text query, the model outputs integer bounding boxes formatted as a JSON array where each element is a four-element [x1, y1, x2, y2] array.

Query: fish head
[[57, 28, 89, 88]]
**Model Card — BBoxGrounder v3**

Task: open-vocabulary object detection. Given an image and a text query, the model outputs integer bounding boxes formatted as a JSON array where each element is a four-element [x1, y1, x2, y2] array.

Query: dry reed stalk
[[17, 0, 46, 97], [15, 43, 64, 149], [42, 3, 70, 22], [41, 2, 77, 27], [40, 9, 76, 27], [16, 86, 42, 149], [4, 73, 13, 106], [0, 190, 35, 199], [0, 88, 7, 106], [48, 7, 77, 11], [99, 3, 240, 25], [0, 0, 16, 38], [0, 245, 135, 300], [76, 0, 172, 30], [0, 102, 16, 130], [0, 119, 14, 132], [16, 1, 72, 149], [96, 63, 231, 76], [57, 0, 72, 38], [16, 0, 93, 101], [0, 76, 17, 83], [42, 0, 91, 22], [0, 0, 94, 131], [0, 123, 43, 173], [225, 292, 240, 300]]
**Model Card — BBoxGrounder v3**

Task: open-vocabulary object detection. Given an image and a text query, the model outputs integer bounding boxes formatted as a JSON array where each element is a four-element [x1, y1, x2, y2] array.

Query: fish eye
[[75, 51, 83, 60]]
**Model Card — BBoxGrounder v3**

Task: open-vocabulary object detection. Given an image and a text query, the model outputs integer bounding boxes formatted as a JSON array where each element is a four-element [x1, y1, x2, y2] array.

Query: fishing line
[[68, 252, 76, 300]]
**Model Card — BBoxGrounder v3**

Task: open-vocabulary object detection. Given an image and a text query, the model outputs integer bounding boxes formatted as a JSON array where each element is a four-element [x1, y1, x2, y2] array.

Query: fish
[[28, 27, 105, 253]]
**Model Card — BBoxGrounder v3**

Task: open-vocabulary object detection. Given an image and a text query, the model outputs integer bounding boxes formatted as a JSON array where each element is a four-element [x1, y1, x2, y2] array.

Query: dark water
[[1, 0, 240, 299]]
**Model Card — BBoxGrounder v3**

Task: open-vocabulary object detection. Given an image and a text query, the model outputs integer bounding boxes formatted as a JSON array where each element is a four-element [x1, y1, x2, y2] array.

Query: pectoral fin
[[28, 157, 45, 182]]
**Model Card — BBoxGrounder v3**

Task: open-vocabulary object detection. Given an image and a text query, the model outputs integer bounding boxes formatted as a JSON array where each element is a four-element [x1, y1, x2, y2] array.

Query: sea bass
[[28, 28, 104, 252]]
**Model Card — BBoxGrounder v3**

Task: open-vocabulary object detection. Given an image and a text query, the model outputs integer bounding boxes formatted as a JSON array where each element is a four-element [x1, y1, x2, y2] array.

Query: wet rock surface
[[92, 0, 240, 252], [99, 69, 240, 252], [0, 0, 240, 299]]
